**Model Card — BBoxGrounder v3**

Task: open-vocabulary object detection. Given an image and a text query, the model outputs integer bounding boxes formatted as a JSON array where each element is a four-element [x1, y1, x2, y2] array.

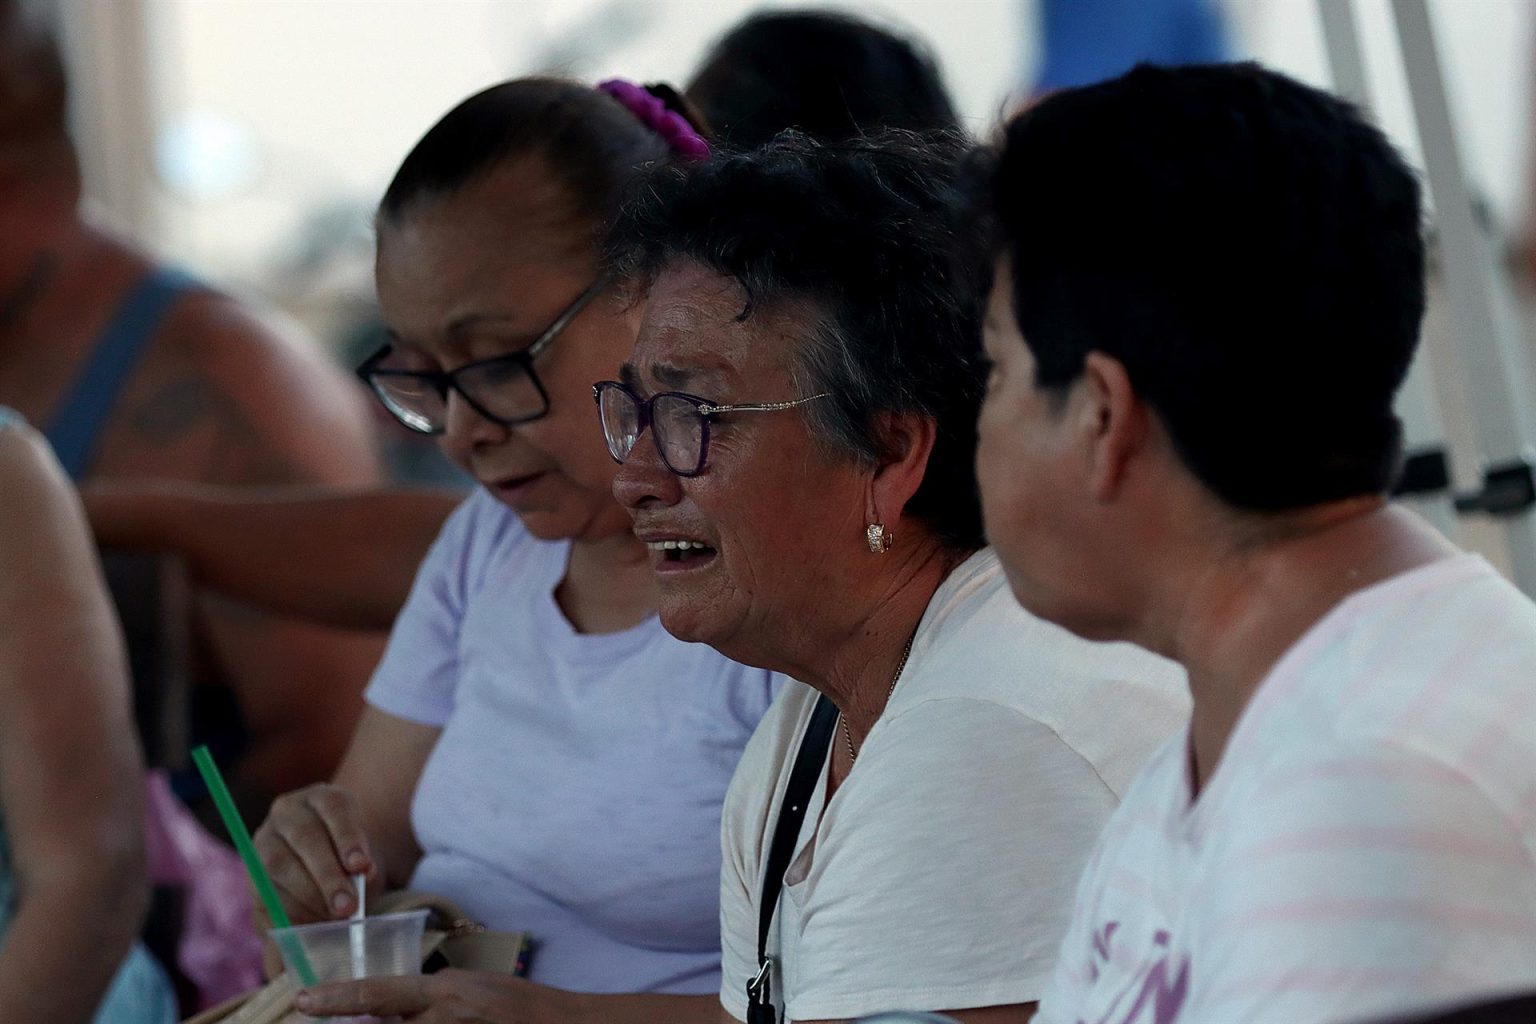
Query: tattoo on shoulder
[[128, 376, 211, 440], [124, 375, 309, 485]]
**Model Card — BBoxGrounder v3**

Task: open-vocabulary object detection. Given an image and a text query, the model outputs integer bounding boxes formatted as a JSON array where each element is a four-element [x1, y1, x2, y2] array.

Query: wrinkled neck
[[791, 538, 967, 739]]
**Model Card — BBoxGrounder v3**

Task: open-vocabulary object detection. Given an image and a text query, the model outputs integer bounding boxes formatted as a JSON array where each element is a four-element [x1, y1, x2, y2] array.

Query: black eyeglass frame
[[592, 379, 831, 477], [356, 274, 612, 435]]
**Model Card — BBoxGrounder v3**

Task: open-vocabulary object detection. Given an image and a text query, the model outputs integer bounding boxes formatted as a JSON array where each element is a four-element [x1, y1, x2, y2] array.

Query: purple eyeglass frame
[[592, 379, 829, 477]]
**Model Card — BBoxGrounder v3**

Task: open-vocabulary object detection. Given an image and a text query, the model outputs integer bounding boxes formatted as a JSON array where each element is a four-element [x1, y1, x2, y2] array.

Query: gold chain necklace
[[840, 631, 916, 766]]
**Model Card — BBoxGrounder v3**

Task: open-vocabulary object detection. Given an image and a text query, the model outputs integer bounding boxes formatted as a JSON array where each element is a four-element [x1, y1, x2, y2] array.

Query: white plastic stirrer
[[349, 872, 366, 978]]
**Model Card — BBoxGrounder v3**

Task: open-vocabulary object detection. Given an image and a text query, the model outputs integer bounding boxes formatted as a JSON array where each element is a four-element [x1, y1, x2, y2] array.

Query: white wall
[[99, 1, 1530, 292], [143, 0, 1025, 281]]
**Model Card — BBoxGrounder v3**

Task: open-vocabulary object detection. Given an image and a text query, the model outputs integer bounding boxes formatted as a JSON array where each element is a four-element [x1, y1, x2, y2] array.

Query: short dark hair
[[609, 131, 988, 551], [980, 62, 1425, 510], [379, 78, 671, 233], [686, 9, 961, 149]]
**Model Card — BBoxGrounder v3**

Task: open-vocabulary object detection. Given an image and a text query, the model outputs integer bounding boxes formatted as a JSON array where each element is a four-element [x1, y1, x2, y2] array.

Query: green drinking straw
[[190, 745, 318, 988]]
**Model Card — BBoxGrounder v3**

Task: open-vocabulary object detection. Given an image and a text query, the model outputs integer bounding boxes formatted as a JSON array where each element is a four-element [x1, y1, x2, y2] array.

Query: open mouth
[[489, 472, 544, 496], [646, 539, 718, 565]]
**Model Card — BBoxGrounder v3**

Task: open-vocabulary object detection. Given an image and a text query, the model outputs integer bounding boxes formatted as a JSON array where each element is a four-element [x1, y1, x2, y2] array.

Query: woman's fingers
[[297, 976, 431, 1018], [297, 969, 545, 1023], [255, 784, 373, 921], [302, 785, 377, 913], [256, 822, 331, 922]]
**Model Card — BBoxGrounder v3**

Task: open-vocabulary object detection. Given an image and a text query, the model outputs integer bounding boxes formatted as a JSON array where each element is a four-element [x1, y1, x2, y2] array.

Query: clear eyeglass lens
[[372, 376, 446, 433], [598, 387, 641, 461], [458, 360, 545, 422], [653, 395, 706, 473]]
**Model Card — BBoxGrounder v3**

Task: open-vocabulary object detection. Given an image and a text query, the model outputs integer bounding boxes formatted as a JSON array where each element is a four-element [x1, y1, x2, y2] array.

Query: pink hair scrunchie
[[597, 78, 710, 160]]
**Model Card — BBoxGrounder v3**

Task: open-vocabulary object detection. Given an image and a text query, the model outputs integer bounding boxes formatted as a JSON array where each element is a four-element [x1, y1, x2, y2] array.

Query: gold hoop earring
[[866, 523, 893, 554]]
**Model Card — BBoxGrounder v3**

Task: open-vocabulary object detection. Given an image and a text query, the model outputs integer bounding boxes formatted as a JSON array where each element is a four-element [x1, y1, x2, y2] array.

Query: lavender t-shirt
[[366, 489, 779, 994]]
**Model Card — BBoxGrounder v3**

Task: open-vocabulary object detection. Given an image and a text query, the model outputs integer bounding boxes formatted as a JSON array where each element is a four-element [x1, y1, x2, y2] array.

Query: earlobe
[[1081, 352, 1142, 502], [866, 410, 939, 528]]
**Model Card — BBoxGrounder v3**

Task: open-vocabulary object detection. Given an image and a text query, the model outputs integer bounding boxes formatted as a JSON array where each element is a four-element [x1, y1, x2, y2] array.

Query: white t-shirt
[[1035, 554, 1536, 1024], [718, 549, 1190, 1022]]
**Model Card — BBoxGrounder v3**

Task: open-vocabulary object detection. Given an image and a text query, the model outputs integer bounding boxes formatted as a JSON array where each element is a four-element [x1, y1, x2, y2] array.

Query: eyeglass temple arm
[[696, 393, 831, 416], [543, 274, 613, 337]]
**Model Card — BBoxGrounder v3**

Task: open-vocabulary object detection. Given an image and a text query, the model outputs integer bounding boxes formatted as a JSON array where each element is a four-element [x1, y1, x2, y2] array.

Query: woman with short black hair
[[602, 132, 1188, 1024]]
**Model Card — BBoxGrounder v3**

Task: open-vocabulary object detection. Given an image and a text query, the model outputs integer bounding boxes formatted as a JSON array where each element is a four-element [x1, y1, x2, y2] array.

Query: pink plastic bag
[[144, 769, 265, 1008]]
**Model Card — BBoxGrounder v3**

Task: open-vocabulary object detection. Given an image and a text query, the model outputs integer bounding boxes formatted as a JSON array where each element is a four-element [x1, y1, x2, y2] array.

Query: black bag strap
[[747, 694, 839, 1024]]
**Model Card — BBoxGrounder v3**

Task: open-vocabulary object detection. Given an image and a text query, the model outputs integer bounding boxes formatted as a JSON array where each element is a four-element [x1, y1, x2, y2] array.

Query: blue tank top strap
[[0, 405, 22, 431], [44, 266, 201, 480]]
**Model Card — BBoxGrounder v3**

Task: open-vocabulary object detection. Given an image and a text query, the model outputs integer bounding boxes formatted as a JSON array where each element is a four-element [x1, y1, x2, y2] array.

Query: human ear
[[1078, 352, 1145, 502], [866, 410, 939, 529]]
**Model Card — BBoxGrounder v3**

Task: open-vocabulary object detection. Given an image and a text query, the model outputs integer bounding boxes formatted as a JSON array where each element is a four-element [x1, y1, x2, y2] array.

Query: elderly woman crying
[[597, 133, 1191, 1024]]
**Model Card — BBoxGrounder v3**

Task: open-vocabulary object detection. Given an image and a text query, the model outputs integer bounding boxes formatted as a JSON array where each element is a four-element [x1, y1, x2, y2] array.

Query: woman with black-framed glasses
[[246, 78, 784, 1011], [358, 273, 611, 436]]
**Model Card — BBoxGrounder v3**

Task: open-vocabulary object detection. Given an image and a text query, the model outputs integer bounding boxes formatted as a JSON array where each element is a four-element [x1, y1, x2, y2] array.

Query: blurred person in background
[[250, 77, 783, 999], [0, 0, 385, 807], [0, 407, 174, 1023], [84, 6, 966, 638], [686, 7, 960, 147], [976, 62, 1536, 1024]]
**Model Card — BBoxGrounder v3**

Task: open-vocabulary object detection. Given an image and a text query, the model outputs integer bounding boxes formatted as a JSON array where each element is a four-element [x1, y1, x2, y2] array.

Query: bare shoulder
[[0, 419, 101, 619], [0, 416, 72, 516], [100, 279, 383, 486], [166, 288, 359, 408]]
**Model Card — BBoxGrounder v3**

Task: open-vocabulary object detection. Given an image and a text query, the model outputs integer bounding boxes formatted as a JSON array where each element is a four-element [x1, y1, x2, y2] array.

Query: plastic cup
[[271, 908, 429, 983]]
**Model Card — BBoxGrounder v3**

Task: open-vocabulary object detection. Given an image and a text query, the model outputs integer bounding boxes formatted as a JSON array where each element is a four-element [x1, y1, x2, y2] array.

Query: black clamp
[[746, 958, 775, 1024], [1393, 447, 1453, 498], [1453, 458, 1536, 516]]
